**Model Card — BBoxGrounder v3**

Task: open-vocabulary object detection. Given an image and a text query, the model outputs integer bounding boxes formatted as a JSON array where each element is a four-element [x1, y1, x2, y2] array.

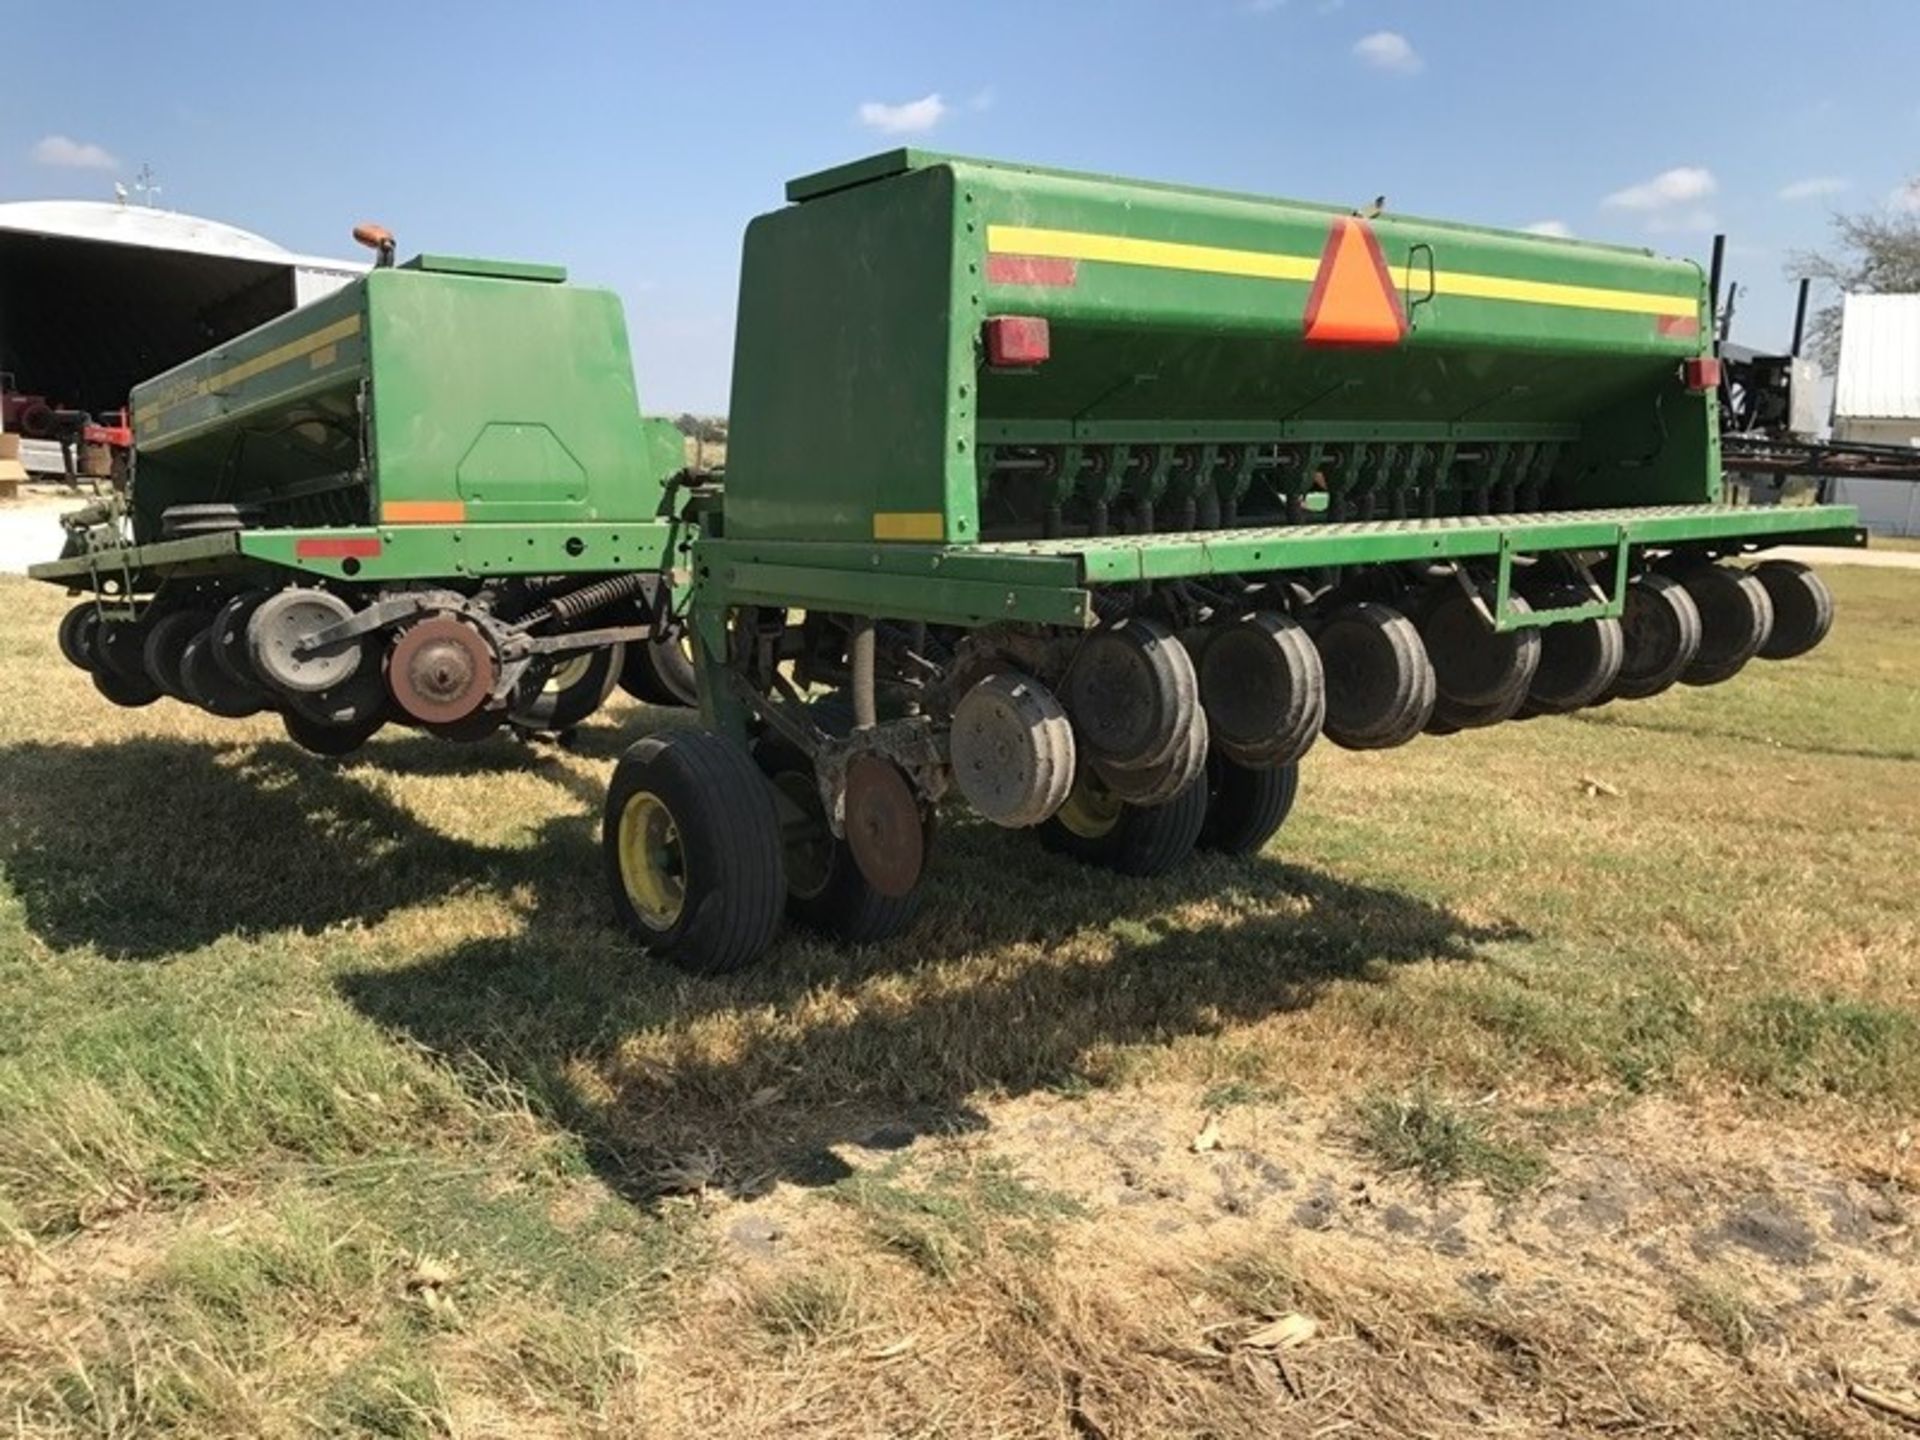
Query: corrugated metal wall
[[1834, 293, 1920, 425]]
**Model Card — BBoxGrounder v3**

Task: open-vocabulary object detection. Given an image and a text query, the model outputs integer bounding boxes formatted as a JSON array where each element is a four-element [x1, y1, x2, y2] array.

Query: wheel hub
[[617, 790, 686, 930]]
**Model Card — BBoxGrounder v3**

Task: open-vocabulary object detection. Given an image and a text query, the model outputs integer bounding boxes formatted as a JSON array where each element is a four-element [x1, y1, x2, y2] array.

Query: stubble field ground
[[0, 560, 1916, 1437]]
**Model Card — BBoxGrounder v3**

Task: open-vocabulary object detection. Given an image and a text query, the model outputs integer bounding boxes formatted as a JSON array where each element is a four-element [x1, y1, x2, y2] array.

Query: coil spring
[[522, 572, 650, 629]]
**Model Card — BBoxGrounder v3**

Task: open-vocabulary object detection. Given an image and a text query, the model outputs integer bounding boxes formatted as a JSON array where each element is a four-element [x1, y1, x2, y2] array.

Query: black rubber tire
[[1610, 572, 1702, 701], [58, 603, 101, 672], [1196, 610, 1325, 767], [511, 643, 626, 731], [1037, 767, 1209, 877], [93, 619, 153, 687], [1418, 588, 1541, 708], [210, 591, 272, 688], [1063, 615, 1199, 772], [754, 737, 925, 945], [1429, 684, 1529, 732], [603, 730, 785, 974], [142, 610, 212, 701], [619, 633, 699, 707], [1680, 564, 1774, 687], [1753, 560, 1833, 661], [1524, 584, 1625, 714], [179, 629, 267, 718], [283, 708, 385, 757], [1314, 601, 1436, 750], [90, 662, 162, 708], [1197, 749, 1299, 857]]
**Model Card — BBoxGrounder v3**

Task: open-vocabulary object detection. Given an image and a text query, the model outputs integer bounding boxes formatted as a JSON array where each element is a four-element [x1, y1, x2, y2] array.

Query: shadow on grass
[[0, 729, 1519, 1207]]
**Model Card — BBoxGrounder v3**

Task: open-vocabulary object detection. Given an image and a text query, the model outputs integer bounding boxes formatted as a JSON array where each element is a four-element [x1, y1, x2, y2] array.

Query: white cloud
[[1889, 178, 1920, 214], [1522, 220, 1573, 239], [1777, 175, 1848, 202], [1241, 0, 1286, 13], [857, 94, 948, 135], [1602, 165, 1716, 212], [31, 134, 117, 170], [1352, 31, 1422, 73]]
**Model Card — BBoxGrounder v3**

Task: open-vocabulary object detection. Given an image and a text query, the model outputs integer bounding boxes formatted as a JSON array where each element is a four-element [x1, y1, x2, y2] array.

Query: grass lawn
[[1, 566, 1916, 1437]]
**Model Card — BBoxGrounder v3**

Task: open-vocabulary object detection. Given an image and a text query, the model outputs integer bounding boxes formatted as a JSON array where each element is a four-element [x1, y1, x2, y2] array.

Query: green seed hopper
[[603, 151, 1859, 972], [33, 249, 701, 748]]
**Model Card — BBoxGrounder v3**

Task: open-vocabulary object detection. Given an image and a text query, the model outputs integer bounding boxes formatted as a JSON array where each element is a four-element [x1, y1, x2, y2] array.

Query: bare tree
[[1788, 180, 1920, 368]]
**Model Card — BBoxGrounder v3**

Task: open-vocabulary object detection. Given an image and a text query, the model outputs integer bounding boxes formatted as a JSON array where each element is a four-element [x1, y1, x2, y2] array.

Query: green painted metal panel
[[399, 254, 567, 282]]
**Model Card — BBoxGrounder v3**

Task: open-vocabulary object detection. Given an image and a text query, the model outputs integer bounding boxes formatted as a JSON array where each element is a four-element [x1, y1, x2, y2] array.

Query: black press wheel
[[603, 730, 785, 974], [58, 603, 101, 672], [510, 643, 626, 731], [1753, 560, 1834, 661], [1037, 763, 1209, 877], [283, 708, 385, 758], [1197, 748, 1299, 857], [86, 620, 161, 707], [754, 737, 926, 946], [619, 633, 699, 707], [142, 610, 212, 700], [1680, 564, 1774, 687]]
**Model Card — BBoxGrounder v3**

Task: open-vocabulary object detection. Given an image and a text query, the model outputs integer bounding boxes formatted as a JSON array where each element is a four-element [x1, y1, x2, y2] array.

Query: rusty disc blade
[[387, 615, 498, 725], [843, 754, 924, 898]]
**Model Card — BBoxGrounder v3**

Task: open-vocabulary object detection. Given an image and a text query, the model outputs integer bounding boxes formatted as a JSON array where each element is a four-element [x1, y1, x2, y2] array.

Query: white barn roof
[[0, 199, 360, 276], [1834, 293, 1920, 423]]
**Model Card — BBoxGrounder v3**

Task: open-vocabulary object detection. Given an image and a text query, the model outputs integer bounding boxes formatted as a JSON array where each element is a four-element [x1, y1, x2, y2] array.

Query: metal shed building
[[1832, 292, 1920, 536]]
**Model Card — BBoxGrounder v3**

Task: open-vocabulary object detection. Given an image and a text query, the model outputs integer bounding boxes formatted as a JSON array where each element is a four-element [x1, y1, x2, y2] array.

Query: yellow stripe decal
[[137, 315, 363, 427], [872, 510, 945, 542], [986, 225, 1694, 319], [382, 499, 467, 524]]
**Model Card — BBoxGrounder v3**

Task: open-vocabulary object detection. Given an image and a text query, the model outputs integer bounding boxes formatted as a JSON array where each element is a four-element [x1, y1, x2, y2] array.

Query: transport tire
[[1196, 610, 1325, 767], [1523, 585, 1624, 714], [949, 670, 1076, 827], [1753, 560, 1833, 660], [510, 643, 626, 732], [754, 737, 926, 945], [1417, 589, 1540, 709], [179, 628, 267, 718], [1037, 762, 1208, 877], [1196, 748, 1299, 857], [619, 633, 699, 707], [1679, 564, 1773, 687], [1609, 572, 1702, 701], [58, 603, 101, 672], [603, 730, 785, 974], [1314, 601, 1435, 750], [1063, 615, 1199, 772], [283, 708, 385, 758], [142, 610, 212, 701]]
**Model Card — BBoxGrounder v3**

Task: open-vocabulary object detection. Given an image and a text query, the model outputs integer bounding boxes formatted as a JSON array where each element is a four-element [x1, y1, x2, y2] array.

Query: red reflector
[[296, 536, 383, 560], [1681, 356, 1721, 392], [984, 315, 1050, 367], [985, 254, 1077, 288], [1657, 314, 1701, 338]]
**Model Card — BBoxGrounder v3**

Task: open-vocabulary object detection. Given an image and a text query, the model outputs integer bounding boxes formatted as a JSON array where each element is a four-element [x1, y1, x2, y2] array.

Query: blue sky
[[6, 0, 1917, 411]]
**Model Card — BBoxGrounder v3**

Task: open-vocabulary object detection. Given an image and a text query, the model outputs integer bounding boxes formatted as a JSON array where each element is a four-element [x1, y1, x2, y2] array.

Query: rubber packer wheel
[[142, 610, 212, 700], [1037, 763, 1209, 877], [754, 737, 927, 945], [1197, 748, 1299, 857], [619, 633, 699, 707], [511, 643, 627, 731], [1680, 564, 1774, 687], [58, 603, 100, 672], [283, 708, 385, 758], [1417, 588, 1540, 709], [1314, 601, 1435, 750], [1064, 614, 1199, 772], [1609, 572, 1702, 701], [180, 628, 266, 718], [1093, 703, 1208, 807], [603, 730, 785, 974], [1196, 610, 1325, 767], [949, 670, 1076, 827], [86, 621, 161, 707], [1523, 584, 1624, 714], [1753, 560, 1833, 661]]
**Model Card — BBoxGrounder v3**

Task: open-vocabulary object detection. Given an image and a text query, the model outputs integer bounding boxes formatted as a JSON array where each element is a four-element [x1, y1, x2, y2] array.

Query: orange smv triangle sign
[[1302, 216, 1408, 346]]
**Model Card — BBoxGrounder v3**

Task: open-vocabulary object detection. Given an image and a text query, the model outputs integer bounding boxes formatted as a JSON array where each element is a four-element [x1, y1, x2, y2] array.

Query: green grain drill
[[33, 242, 699, 753], [601, 152, 1858, 972]]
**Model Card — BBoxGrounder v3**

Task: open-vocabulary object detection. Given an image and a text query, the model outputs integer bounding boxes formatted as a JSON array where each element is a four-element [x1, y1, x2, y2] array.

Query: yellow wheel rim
[[1055, 767, 1124, 839], [617, 790, 685, 929], [544, 654, 594, 694]]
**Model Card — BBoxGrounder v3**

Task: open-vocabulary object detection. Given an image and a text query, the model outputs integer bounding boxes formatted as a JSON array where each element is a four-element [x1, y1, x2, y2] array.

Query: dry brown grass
[[1, 565, 1917, 1436]]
